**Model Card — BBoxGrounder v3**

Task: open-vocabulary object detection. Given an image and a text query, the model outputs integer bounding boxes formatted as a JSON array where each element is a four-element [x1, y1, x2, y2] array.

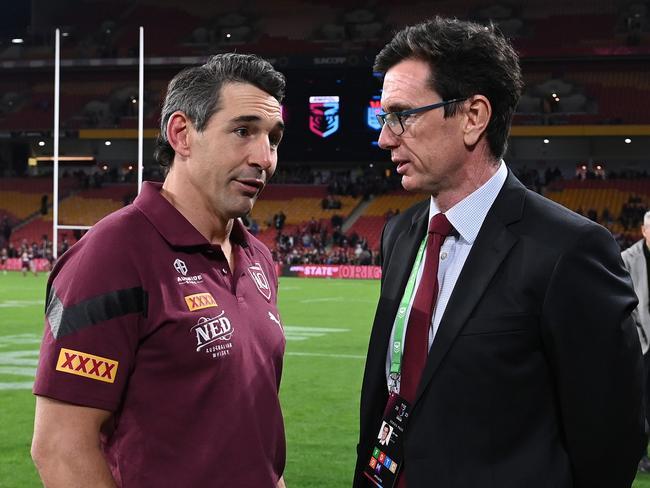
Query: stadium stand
[[4, 181, 135, 249], [251, 184, 361, 249], [4, 60, 648, 130], [0, 0, 648, 262], [346, 191, 428, 250]]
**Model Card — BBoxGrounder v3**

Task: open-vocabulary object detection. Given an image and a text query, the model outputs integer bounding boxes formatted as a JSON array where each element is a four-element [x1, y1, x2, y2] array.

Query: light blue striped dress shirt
[[386, 161, 508, 387]]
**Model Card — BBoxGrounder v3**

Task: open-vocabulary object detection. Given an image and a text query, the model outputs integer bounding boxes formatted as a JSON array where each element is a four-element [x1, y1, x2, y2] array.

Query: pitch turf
[[0, 273, 648, 487]]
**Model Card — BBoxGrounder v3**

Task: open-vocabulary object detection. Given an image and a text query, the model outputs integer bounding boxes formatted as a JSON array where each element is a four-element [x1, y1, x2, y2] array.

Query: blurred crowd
[[2, 164, 650, 271], [251, 213, 378, 266]]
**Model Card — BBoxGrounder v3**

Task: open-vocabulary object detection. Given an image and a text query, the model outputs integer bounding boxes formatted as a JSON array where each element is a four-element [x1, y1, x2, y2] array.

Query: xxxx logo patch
[[55, 348, 118, 383], [184, 292, 218, 311]]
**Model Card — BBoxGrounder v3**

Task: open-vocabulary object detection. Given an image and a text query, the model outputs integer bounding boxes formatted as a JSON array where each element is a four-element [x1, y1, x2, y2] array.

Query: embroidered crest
[[248, 263, 272, 301]]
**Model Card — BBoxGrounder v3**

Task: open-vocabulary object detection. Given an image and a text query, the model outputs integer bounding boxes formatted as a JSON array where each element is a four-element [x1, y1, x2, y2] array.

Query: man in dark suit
[[622, 210, 650, 472], [354, 17, 646, 488]]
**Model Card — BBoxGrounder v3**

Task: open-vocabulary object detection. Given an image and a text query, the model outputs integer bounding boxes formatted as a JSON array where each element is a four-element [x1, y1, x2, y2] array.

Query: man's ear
[[462, 95, 491, 147], [166, 111, 192, 159]]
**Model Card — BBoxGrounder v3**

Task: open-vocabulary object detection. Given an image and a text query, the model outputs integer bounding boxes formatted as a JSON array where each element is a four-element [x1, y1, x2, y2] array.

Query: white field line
[[284, 326, 348, 333], [284, 326, 349, 341], [0, 382, 34, 390], [0, 349, 40, 388], [0, 334, 42, 347], [298, 297, 344, 303], [0, 326, 359, 389], [0, 350, 40, 366], [297, 297, 376, 304], [286, 352, 365, 359], [0, 300, 44, 308], [0, 366, 37, 376]]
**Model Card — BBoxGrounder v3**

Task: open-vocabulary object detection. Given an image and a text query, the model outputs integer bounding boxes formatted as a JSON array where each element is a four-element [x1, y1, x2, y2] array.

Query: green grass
[[1, 273, 649, 487]]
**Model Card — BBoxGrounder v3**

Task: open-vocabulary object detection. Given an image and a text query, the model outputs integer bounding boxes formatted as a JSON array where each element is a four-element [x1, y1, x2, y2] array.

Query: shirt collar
[[134, 181, 249, 249], [429, 161, 508, 244]]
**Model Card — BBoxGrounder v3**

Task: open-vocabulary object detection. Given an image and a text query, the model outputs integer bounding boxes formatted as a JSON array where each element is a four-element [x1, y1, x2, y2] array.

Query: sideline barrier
[[281, 264, 381, 279], [2, 258, 50, 272]]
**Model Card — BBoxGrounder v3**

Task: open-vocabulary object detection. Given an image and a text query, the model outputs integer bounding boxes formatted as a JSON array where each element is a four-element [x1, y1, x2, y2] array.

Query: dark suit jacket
[[354, 171, 646, 488]]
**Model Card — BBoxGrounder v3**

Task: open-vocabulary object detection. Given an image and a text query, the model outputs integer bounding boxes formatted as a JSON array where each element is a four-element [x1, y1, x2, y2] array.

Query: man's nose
[[250, 137, 275, 171], [378, 124, 399, 150]]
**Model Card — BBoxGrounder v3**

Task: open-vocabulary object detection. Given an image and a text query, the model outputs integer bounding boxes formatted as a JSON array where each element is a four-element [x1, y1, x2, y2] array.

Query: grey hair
[[154, 53, 286, 168]]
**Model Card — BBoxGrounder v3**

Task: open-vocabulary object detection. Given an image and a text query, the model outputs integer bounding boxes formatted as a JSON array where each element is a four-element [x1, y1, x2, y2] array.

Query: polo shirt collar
[[134, 181, 249, 249]]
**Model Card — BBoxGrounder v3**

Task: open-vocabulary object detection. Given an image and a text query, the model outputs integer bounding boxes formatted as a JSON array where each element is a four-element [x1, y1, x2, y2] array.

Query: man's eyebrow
[[231, 115, 261, 123], [231, 115, 285, 131], [382, 103, 409, 113]]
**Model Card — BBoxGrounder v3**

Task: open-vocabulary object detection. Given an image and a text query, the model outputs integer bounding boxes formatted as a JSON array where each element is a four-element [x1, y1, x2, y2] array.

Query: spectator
[[1, 216, 11, 247], [40, 195, 48, 215], [273, 211, 286, 231]]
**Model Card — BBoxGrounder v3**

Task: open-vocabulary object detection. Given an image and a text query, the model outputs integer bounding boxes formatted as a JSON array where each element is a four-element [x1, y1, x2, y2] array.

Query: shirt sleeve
[[33, 237, 146, 412]]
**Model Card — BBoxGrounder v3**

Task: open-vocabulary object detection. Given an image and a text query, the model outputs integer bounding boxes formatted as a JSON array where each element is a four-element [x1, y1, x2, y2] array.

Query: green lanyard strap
[[388, 235, 428, 392]]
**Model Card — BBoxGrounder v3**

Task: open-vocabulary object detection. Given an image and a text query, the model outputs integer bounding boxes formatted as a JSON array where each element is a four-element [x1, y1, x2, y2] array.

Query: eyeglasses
[[376, 97, 468, 136]]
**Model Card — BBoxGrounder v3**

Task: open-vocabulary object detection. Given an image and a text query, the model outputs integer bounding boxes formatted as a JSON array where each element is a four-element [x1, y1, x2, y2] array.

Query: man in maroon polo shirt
[[31, 53, 288, 487]]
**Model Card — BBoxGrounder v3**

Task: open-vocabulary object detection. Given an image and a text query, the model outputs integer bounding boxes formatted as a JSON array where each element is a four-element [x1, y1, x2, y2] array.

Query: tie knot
[[428, 213, 453, 236]]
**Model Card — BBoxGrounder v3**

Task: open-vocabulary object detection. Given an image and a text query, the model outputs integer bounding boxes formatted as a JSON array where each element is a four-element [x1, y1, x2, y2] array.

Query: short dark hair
[[374, 17, 523, 160], [154, 53, 286, 168]]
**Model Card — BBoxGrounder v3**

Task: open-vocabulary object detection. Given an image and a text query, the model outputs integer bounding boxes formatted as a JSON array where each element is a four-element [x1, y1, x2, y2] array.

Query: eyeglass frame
[[376, 97, 468, 135]]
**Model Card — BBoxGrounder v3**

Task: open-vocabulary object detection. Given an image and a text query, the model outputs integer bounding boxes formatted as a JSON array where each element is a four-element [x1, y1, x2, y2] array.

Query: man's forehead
[[220, 82, 282, 117], [381, 59, 435, 107]]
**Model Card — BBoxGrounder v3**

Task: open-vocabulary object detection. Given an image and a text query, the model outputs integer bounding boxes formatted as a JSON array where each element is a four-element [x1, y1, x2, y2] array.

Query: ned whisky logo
[[55, 348, 118, 383], [191, 311, 234, 355]]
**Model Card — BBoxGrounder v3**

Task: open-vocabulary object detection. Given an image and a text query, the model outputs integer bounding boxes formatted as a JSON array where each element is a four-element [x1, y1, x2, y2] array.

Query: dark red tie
[[399, 213, 452, 402], [396, 213, 452, 488]]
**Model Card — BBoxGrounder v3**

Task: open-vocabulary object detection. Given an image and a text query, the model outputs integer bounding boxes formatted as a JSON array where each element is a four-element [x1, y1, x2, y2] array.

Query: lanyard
[[389, 235, 428, 387]]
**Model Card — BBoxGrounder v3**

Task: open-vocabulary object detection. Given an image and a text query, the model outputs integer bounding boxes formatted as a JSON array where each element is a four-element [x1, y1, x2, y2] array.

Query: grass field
[[1, 273, 649, 487]]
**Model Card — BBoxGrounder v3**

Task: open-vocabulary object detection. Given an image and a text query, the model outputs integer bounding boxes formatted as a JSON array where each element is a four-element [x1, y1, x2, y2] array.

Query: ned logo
[[309, 95, 340, 138], [174, 259, 188, 276], [248, 263, 271, 301], [191, 312, 233, 351]]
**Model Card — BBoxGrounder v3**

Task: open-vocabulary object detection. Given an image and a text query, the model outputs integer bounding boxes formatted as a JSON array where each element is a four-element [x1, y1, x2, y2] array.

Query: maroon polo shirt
[[34, 182, 286, 487]]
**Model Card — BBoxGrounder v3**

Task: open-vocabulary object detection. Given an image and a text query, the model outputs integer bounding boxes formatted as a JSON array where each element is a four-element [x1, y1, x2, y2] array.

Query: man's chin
[[230, 197, 256, 219], [401, 176, 437, 196], [401, 176, 422, 193]]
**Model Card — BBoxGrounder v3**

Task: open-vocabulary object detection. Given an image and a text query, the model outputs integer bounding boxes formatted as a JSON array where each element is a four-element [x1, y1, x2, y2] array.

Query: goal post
[[51, 27, 145, 259]]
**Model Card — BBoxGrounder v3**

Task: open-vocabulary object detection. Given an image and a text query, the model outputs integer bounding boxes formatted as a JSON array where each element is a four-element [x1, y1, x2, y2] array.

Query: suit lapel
[[382, 203, 429, 303], [413, 173, 526, 406]]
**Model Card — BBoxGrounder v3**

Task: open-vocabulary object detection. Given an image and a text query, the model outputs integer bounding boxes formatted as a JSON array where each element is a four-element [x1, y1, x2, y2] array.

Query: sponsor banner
[[2, 258, 50, 272], [282, 265, 381, 280]]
